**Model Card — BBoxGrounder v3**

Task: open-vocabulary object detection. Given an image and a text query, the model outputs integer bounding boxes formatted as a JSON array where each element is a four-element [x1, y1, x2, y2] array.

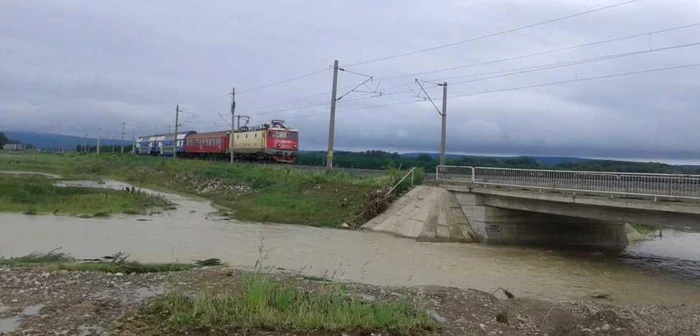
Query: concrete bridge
[[363, 166, 700, 249]]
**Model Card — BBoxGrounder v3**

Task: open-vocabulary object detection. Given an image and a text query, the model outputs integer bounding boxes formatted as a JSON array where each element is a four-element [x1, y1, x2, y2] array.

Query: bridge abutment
[[454, 193, 628, 250]]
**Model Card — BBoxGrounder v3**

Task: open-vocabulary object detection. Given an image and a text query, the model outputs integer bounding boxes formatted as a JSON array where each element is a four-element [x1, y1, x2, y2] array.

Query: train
[[135, 120, 299, 163]]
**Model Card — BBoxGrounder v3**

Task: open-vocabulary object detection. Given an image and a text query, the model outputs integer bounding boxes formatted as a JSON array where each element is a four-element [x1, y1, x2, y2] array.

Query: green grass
[[632, 224, 658, 235], [135, 272, 437, 335], [57, 261, 195, 273], [0, 153, 412, 226], [0, 173, 171, 216], [0, 249, 72, 266], [0, 250, 196, 274]]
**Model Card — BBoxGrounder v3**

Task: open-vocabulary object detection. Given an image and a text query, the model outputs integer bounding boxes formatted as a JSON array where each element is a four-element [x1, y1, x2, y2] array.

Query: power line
[[378, 22, 700, 81], [254, 62, 700, 123], [446, 41, 700, 85], [234, 0, 641, 102], [242, 22, 697, 117], [243, 83, 365, 112], [238, 68, 329, 93], [451, 62, 700, 99], [322, 40, 700, 106], [343, 0, 641, 67]]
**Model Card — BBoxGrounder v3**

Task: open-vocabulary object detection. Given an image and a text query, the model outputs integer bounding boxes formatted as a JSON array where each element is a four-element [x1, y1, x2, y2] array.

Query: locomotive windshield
[[269, 131, 287, 138]]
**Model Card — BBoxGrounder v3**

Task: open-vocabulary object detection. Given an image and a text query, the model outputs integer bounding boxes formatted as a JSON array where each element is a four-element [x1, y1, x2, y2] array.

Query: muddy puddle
[[0, 304, 43, 334], [1, 172, 699, 305]]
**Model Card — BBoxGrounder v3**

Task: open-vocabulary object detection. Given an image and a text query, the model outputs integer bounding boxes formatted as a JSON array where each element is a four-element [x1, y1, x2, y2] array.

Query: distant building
[[3, 143, 25, 151]]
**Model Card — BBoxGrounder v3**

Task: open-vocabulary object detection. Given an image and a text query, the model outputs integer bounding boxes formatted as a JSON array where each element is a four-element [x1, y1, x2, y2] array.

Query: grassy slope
[[0, 152, 410, 226], [0, 174, 170, 216]]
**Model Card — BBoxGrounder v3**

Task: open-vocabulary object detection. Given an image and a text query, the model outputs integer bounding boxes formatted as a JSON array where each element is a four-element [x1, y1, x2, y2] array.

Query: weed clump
[[0, 249, 72, 266], [137, 272, 436, 335], [59, 252, 195, 274]]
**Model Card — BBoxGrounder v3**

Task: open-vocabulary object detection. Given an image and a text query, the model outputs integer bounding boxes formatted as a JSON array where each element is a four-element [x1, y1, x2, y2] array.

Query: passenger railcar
[[183, 131, 229, 158], [135, 131, 195, 156], [160, 131, 196, 157]]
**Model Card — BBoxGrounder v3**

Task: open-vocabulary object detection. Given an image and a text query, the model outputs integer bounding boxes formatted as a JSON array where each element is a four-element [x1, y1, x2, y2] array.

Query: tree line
[[296, 150, 699, 174]]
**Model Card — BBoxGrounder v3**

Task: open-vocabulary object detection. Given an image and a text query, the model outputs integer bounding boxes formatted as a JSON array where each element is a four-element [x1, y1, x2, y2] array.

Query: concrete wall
[[454, 192, 628, 250]]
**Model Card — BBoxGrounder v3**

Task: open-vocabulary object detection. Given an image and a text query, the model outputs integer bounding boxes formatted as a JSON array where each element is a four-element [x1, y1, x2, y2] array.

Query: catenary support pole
[[326, 60, 339, 170], [440, 82, 447, 166], [173, 105, 179, 159], [230, 87, 236, 164], [121, 122, 126, 154]]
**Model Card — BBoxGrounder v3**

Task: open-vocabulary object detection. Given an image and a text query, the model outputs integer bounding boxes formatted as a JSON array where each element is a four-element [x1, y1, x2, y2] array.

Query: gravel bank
[[1, 267, 698, 335]]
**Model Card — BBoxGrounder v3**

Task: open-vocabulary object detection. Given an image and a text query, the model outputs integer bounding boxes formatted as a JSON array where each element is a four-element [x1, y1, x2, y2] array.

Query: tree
[[0, 132, 7, 147], [416, 153, 434, 162]]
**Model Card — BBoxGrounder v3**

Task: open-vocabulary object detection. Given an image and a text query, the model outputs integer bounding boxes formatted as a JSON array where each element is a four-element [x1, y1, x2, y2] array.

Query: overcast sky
[[1, 0, 699, 161]]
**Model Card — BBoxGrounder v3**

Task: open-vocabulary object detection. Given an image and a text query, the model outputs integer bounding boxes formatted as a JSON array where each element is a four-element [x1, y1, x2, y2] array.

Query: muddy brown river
[[1, 177, 699, 305]]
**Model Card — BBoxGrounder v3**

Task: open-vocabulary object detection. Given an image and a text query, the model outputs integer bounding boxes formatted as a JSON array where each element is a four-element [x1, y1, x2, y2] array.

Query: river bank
[[0, 152, 410, 227], [1, 265, 698, 335], [1, 163, 699, 334], [1, 174, 699, 305]]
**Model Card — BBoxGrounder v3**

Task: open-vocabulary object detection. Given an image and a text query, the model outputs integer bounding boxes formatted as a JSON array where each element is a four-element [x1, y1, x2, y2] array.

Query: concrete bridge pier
[[454, 193, 629, 250]]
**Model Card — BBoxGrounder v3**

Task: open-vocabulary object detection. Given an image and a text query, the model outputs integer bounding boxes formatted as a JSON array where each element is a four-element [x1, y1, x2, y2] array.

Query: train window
[[288, 132, 298, 139]]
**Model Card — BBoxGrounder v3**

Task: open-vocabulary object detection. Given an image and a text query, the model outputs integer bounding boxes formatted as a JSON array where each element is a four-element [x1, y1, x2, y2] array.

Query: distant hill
[[3, 131, 131, 150], [400, 152, 587, 166], [400, 152, 471, 160]]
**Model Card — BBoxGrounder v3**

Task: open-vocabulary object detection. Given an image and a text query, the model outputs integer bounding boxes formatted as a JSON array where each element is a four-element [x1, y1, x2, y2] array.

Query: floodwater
[[1, 176, 699, 305], [0, 304, 43, 334]]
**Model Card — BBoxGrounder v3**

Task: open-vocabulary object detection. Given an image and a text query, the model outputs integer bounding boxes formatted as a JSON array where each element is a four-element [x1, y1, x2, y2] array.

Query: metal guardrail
[[436, 165, 700, 200]]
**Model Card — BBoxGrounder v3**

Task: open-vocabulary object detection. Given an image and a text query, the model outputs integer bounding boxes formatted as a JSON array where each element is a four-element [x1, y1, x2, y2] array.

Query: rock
[[601, 323, 610, 331], [428, 309, 448, 324], [479, 323, 486, 330], [359, 294, 376, 302], [591, 292, 610, 299], [340, 223, 350, 228], [219, 268, 234, 277], [115, 273, 124, 276]]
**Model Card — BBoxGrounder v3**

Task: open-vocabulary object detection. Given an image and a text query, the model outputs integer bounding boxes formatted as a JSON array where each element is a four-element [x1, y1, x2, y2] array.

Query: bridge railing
[[436, 165, 700, 200]]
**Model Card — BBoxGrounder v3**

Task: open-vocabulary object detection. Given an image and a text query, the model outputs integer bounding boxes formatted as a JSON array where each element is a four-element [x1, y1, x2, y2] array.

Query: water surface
[[1, 178, 698, 305]]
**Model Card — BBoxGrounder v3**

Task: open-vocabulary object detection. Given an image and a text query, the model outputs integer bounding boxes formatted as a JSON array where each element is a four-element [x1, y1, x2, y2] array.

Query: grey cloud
[[1, 0, 699, 162]]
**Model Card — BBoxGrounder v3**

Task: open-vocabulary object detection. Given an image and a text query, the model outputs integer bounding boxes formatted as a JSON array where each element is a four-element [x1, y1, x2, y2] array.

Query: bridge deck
[[444, 184, 700, 214]]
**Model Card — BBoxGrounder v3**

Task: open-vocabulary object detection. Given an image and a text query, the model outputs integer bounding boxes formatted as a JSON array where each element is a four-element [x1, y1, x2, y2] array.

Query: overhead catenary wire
[[343, 0, 641, 67], [239, 23, 700, 115], [251, 62, 700, 123], [234, 0, 641, 109], [377, 22, 700, 81], [245, 39, 700, 118], [237, 68, 329, 93], [450, 62, 700, 99]]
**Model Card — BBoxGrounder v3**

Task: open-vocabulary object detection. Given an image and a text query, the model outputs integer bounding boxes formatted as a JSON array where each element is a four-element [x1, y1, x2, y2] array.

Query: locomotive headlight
[[293, 145, 297, 149], [276, 143, 281, 148]]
